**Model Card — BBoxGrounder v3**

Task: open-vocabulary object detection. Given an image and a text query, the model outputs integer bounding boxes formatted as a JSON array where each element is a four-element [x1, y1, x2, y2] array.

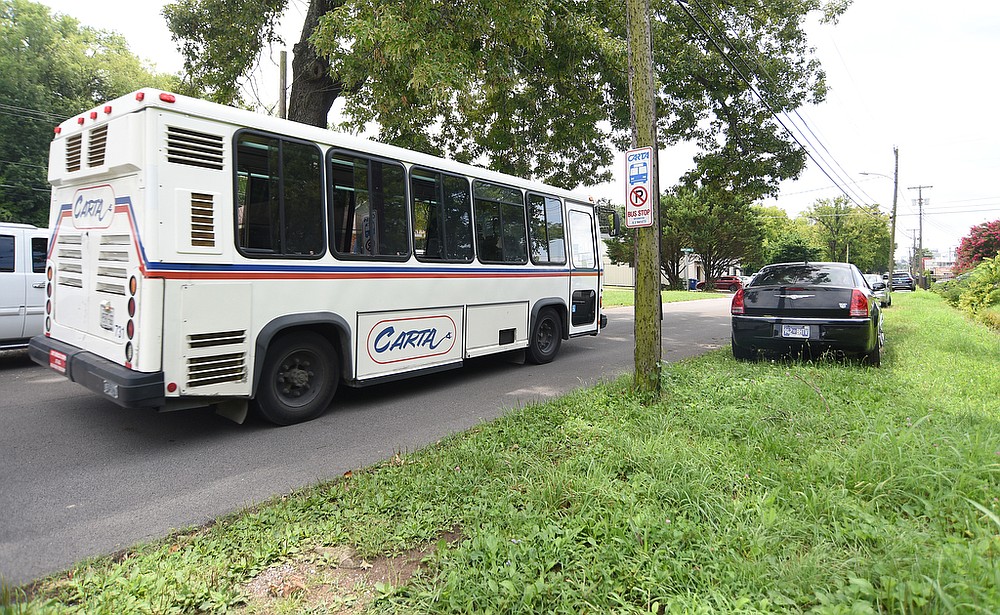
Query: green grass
[[604, 286, 730, 307], [10, 291, 1000, 613]]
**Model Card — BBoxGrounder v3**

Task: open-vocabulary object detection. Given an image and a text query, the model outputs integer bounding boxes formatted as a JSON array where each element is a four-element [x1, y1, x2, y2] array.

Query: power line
[[0, 183, 50, 193], [678, 0, 874, 210], [0, 101, 65, 123]]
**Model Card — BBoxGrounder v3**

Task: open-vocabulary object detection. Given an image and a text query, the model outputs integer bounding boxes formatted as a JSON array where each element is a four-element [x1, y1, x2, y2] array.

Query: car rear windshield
[[752, 264, 854, 287]]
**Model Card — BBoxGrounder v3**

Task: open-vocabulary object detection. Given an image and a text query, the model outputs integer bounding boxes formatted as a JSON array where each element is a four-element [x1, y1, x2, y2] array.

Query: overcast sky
[[37, 0, 1000, 262]]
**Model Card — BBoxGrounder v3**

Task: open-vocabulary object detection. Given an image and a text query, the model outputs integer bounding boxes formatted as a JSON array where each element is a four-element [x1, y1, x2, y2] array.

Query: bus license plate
[[781, 324, 810, 339], [49, 350, 67, 374], [100, 303, 114, 331]]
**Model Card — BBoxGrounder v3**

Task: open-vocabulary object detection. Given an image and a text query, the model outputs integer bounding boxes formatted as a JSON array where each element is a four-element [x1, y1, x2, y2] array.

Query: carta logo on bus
[[71, 185, 116, 229], [367, 315, 457, 364]]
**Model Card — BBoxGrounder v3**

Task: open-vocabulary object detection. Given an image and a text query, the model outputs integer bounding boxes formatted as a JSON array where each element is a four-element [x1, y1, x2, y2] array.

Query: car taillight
[[849, 289, 868, 317], [731, 288, 745, 315]]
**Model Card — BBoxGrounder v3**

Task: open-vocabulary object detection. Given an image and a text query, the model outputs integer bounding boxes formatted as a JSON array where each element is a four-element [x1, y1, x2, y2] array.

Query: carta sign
[[366, 315, 457, 365], [71, 185, 116, 229]]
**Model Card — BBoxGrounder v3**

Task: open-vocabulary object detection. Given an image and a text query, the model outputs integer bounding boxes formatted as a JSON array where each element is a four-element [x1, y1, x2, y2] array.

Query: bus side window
[[235, 132, 323, 257], [410, 168, 473, 263], [527, 193, 566, 266], [474, 181, 527, 265], [330, 153, 410, 260]]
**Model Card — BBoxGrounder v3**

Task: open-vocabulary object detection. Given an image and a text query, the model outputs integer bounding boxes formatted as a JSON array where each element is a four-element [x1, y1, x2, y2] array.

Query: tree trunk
[[625, 0, 661, 395], [287, 0, 345, 127]]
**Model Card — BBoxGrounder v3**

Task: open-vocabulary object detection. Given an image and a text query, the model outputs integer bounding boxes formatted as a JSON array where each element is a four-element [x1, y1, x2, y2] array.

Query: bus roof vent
[[166, 126, 224, 170], [66, 134, 82, 172], [88, 124, 108, 168], [191, 192, 215, 247]]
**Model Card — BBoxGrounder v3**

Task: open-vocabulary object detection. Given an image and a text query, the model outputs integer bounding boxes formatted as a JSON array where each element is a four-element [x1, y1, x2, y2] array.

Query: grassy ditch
[[9, 291, 1000, 613], [603, 286, 731, 307]]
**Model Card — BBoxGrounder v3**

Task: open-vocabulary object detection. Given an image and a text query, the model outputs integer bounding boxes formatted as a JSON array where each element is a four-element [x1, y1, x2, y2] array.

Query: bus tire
[[253, 332, 339, 425], [527, 308, 562, 365]]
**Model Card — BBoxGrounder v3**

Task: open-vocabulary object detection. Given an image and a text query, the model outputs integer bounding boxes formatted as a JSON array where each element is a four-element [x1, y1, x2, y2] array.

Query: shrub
[[957, 255, 1000, 314], [931, 277, 967, 306]]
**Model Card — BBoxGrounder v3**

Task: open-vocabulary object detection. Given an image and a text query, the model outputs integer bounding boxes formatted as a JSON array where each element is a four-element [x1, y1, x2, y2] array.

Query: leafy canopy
[[164, 0, 849, 192], [0, 0, 178, 225], [805, 196, 890, 273]]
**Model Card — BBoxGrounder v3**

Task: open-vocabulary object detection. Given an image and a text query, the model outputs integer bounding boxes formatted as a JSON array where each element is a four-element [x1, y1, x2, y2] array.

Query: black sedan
[[731, 262, 884, 365]]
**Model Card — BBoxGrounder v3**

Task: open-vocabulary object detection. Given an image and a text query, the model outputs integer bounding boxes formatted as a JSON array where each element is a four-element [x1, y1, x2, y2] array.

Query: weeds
[[19, 291, 1000, 613]]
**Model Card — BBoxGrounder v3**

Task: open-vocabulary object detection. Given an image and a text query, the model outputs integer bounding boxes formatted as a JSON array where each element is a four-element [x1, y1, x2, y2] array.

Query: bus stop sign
[[624, 147, 653, 228]]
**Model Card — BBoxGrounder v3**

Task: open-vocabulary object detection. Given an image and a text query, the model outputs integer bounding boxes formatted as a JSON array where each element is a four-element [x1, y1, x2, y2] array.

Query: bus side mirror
[[611, 211, 621, 237]]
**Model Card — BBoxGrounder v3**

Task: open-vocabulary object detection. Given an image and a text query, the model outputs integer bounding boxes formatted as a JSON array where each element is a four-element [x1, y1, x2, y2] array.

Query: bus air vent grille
[[66, 134, 82, 172], [186, 352, 247, 388], [95, 281, 127, 296], [88, 125, 108, 167], [189, 330, 247, 349], [56, 233, 83, 289], [191, 192, 215, 247], [166, 126, 224, 170]]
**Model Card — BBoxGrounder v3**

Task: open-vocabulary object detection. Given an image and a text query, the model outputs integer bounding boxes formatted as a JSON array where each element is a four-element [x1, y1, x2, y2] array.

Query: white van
[[0, 223, 49, 350]]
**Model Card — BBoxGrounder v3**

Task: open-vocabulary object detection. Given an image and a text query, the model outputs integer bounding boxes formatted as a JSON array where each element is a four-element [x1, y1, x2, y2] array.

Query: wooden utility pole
[[909, 184, 932, 277], [625, 0, 661, 394], [890, 146, 899, 271], [278, 50, 288, 119]]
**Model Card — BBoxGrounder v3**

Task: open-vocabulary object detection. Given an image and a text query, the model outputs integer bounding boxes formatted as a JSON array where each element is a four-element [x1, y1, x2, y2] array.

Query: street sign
[[624, 146, 653, 228]]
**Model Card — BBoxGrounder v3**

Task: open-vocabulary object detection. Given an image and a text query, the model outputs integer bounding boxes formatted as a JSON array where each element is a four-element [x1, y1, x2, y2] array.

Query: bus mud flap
[[215, 399, 249, 424]]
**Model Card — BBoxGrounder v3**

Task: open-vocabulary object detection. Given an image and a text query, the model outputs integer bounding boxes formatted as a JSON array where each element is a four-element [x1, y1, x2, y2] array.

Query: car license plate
[[781, 324, 810, 339], [100, 302, 114, 331]]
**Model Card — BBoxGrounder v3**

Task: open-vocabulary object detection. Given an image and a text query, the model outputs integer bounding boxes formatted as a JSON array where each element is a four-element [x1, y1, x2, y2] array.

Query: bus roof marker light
[[104, 105, 112, 114], [77, 117, 85, 125], [159, 93, 176, 103], [89, 111, 98, 120], [54, 126, 61, 134], [135, 92, 145, 101]]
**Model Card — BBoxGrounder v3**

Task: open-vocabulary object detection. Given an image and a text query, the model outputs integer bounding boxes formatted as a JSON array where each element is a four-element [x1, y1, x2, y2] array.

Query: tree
[[768, 234, 823, 264], [744, 204, 821, 271], [605, 187, 765, 288], [954, 219, 1000, 274], [682, 188, 764, 286], [805, 196, 890, 273], [0, 0, 178, 225], [164, 0, 848, 191]]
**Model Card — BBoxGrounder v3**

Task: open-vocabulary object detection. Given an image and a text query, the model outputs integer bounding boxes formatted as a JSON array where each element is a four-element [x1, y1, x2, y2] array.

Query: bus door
[[566, 201, 600, 336]]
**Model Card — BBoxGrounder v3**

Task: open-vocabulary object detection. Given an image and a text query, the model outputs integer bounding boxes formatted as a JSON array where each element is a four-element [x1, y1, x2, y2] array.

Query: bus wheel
[[527, 308, 562, 365], [254, 332, 339, 425]]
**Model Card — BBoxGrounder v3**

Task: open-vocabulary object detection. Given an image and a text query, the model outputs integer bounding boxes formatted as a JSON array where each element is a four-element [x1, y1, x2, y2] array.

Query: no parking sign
[[625, 147, 653, 228]]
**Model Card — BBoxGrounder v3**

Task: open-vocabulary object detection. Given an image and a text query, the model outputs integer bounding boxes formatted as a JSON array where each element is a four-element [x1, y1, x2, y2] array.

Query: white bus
[[30, 90, 606, 425]]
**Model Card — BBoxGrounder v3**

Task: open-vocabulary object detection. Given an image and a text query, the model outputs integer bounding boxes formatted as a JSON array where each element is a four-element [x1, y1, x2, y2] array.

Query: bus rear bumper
[[28, 336, 165, 408]]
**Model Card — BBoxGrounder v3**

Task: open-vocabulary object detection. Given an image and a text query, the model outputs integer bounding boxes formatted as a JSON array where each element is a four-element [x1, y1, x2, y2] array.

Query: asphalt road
[[0, 297, 732, 586]]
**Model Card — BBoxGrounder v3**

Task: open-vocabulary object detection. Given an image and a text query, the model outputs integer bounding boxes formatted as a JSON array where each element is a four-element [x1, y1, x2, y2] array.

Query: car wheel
[[527, 308, 562, 364], [863, 343, 881, 367], [254, 332, 339, 425], [863, 320, 884, 367], [732, 338, 754, 361]]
